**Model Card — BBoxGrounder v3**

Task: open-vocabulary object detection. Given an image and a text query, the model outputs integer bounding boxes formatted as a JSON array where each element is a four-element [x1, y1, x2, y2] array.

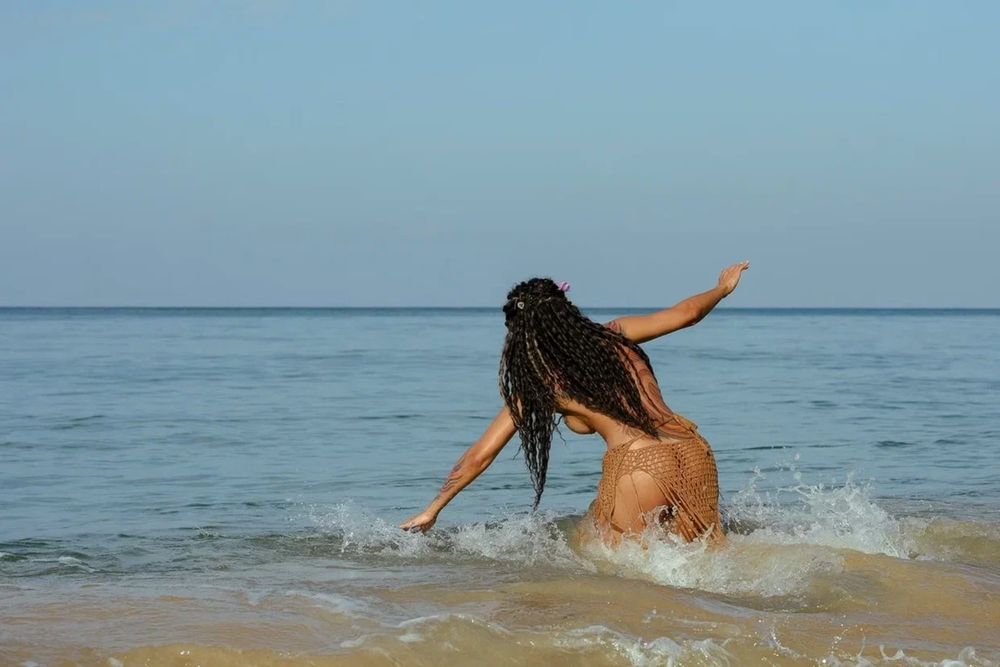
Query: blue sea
[[1, 307, 998, 666]]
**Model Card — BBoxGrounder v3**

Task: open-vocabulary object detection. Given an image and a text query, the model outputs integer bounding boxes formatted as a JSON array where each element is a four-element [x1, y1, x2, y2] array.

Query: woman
[[400, 262, 749, 546]]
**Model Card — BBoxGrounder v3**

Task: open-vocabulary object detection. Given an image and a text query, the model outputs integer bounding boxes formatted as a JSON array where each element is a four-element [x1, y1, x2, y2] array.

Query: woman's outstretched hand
[[399, 508, 438, 534], [718, 261, 750, 297]]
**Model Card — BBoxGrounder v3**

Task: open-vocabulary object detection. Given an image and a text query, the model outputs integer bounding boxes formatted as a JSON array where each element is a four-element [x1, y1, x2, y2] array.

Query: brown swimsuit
[[592, 410, 723, 543]]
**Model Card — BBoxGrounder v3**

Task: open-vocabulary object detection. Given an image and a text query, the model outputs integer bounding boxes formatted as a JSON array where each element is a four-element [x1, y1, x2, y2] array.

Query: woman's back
[[556, 325, 690, 447], [556, 329, 724, 544]]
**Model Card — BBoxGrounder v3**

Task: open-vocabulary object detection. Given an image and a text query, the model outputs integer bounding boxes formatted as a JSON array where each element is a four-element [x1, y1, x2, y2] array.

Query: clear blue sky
[[1, 2, 997, 307]]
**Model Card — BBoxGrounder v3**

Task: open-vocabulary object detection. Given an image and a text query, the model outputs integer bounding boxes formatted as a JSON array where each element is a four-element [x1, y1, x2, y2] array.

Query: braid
[[499, 278, 663, 509]]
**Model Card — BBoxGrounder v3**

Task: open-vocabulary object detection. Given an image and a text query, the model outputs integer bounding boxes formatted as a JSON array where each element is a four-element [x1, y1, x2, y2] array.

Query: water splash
[[306, 500, 590, 569], [305, 469, 997, 599], [727, 466, 914, 557]]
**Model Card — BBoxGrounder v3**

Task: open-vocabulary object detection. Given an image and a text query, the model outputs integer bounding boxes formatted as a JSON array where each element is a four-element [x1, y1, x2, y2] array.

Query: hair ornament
[[508, 280, 567, 312]]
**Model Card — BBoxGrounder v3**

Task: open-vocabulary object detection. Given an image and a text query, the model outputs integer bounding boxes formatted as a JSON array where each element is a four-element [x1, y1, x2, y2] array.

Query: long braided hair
[[499, 277, 664, 509]]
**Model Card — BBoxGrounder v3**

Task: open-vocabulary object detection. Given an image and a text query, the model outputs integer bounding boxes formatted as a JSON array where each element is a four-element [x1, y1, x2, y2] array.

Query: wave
[[95, 620, 992, 667], [305, 500, 591, 570], [305, 471, 1000, 601], [6, 470, 996, 667]]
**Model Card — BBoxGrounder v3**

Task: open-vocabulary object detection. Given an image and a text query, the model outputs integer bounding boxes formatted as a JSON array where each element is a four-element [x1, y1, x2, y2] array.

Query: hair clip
[[516, 301, 525, 309], [557, 281, 571, 292]]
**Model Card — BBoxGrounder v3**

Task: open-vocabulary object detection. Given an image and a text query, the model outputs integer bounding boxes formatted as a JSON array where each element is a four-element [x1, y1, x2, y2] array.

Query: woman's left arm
[[609, 262, 749, 344], [399, 406, 518, 533]]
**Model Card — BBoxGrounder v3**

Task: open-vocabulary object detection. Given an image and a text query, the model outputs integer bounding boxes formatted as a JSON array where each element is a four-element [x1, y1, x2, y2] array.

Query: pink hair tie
[[557, 281, 571, 292]]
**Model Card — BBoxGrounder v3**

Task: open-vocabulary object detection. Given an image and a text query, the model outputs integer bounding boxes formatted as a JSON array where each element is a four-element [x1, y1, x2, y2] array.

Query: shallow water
[[1, 308, 998, 666]]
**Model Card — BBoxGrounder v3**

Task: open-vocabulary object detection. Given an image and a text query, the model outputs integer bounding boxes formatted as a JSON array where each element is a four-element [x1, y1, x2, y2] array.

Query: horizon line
[[2, 305, 999, 311]]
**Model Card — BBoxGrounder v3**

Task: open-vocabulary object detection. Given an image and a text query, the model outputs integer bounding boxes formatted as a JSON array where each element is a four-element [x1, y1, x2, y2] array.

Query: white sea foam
[[306, 470, 982, 599], [448, 510, 592, 569], [727, 468, 915, 557], [578, 469, 929, 597], [556, 625, 735, 667], [306, 500, 437, 559], [581, 519, 847, 598], [345, 613, 735, 667], [819, 645, 987, 667], [308, 499, 591, 569]]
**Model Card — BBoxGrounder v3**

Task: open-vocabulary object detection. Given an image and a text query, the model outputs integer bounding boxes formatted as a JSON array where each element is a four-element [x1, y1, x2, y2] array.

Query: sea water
[[1, 307, 998, 666]]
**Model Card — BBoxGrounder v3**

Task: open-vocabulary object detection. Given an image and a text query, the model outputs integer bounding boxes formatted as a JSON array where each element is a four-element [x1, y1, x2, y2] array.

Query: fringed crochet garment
[[592, 411, 723, 544]]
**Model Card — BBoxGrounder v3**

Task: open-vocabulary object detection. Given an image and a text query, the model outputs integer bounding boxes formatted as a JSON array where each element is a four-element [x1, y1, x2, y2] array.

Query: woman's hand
[[398, 409, 518, 536], [399, 508, 439, 534], [717, 261, 750, 297]]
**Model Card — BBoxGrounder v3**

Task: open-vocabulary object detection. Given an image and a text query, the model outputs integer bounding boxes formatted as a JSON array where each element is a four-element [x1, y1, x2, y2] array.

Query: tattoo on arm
[[436, 452, 468, 498]]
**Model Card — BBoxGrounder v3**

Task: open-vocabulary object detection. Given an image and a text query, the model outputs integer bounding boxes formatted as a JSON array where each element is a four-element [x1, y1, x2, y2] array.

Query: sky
[[1, 1, 998, 307]]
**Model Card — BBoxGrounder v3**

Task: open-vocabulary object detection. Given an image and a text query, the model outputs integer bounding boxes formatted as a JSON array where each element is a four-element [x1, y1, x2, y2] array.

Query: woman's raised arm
[[608, 262, 749, 344], [399, 406, 518, 533]]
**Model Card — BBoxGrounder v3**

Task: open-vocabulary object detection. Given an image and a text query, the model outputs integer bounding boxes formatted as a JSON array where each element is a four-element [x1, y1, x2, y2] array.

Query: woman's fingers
[[399, 515, 434, 533], [722, 261, 750, 278], [718, 261, 749, 295]]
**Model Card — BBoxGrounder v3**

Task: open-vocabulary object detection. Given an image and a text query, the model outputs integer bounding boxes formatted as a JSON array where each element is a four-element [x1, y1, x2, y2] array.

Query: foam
[[345, 614, 736, 667], [555, 625, 735, 667], [306, 500, 437, 559], [307, 500, 591, 569], [305, 469, 995, 599], [727, 468, 915, 557], [819, 645, 986, 667]]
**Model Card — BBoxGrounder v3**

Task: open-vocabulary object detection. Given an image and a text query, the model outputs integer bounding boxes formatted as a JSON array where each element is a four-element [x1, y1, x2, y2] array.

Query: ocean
[[1, 307, 998, 666]]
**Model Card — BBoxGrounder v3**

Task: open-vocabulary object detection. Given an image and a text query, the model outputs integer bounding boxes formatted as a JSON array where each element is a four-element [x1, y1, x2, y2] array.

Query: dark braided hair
[[499, 277, 664, 509]]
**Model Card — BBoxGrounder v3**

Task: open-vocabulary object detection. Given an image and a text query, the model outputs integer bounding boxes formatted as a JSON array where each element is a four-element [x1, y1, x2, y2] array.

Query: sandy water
[[1, 308, 998, 666]]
